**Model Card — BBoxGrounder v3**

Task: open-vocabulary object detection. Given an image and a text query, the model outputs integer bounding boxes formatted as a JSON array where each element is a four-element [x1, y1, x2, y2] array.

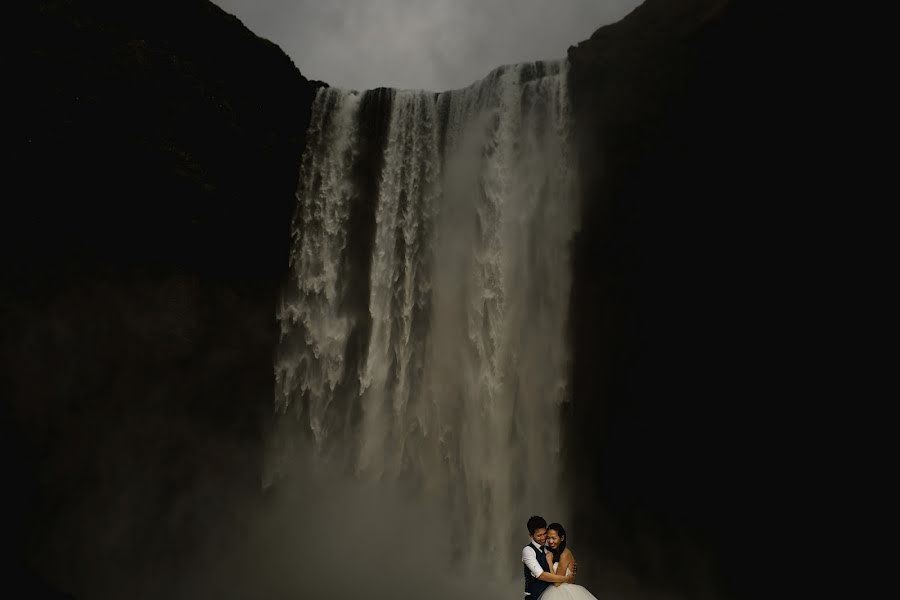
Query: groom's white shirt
[[523, 540, 546, 581]]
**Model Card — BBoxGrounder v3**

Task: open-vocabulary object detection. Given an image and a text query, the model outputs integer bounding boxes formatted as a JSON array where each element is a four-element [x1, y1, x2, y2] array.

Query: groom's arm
[[522, 547, 573, 584], [537, 571, 572, 584]]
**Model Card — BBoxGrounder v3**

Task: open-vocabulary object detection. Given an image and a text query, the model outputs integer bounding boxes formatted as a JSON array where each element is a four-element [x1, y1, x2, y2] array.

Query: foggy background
[[213, 0, 644, 90], [153, 450, 518, 599]]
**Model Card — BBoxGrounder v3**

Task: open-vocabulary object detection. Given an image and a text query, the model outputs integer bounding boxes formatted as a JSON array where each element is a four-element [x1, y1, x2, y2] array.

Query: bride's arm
[[554, 550, 575, 587], [546, 552, 555, 573]]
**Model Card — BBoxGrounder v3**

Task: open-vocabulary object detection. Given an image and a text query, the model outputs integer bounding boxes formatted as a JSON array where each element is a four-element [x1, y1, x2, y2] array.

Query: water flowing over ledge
[[267, 60, 579, 581]]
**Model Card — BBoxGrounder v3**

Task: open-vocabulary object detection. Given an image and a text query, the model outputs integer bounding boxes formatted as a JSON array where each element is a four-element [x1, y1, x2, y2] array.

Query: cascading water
[[267, 60, 579, 585]]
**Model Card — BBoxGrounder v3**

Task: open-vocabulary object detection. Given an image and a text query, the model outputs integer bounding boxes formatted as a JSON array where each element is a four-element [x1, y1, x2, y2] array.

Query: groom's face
[[532, 527, 547, 545]]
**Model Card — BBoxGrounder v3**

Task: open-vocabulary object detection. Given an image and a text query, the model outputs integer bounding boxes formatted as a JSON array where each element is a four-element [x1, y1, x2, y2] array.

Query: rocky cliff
[[567, 2, 789, 598], [10, 1, 321, 595]]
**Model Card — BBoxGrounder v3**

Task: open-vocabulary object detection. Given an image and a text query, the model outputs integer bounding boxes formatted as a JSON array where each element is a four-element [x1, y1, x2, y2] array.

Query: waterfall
[[268, 60, 578, 584]]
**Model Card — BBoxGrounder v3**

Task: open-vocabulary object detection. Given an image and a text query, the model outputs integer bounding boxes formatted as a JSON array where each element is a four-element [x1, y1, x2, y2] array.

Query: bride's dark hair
[[546, 522, 568, 558]]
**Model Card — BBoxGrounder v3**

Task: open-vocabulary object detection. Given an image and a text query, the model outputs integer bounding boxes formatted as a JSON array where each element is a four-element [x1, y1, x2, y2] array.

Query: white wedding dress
[[539, 562, 599, 600]]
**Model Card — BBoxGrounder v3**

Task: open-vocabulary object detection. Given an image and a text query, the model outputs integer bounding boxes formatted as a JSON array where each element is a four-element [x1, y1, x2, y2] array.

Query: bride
[[542, 522, 599, 600]]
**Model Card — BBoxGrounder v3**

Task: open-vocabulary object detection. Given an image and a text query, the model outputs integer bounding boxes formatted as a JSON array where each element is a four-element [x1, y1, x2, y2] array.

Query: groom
[[522, 515, 575, 598]]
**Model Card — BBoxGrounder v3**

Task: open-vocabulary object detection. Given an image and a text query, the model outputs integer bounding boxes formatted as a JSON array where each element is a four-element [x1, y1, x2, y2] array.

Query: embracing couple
[[522, 515, 598, 600]]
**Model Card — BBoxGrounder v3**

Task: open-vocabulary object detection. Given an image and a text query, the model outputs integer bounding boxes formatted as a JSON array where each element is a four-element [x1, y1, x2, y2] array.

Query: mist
[[173, 455, 515, 599]]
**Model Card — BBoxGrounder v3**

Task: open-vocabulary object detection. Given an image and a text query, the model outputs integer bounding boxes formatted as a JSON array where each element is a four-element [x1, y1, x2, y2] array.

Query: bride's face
[[546, 529, 563, 550]]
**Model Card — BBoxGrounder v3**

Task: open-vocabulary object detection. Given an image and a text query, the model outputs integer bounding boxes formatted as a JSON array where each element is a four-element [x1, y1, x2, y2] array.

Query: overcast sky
[[213, 0, 644, 92]]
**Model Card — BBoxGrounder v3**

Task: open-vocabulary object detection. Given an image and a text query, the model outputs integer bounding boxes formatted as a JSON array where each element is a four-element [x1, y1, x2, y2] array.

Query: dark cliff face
[[8, 1, 321, 596], [17, 0, 323, 277], [567, 1, 792, 599]]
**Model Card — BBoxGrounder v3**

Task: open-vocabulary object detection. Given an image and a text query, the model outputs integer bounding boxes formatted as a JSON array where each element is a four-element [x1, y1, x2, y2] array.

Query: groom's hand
[[570, 560, 577, 575]]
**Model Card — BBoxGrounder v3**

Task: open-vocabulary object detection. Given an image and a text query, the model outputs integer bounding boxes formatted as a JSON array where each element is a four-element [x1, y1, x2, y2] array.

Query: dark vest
[[524, 543, 551, 598]]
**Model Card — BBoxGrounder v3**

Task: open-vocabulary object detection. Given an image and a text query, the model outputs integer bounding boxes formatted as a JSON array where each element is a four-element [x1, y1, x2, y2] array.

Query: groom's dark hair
[[527, 515, 547, 535]]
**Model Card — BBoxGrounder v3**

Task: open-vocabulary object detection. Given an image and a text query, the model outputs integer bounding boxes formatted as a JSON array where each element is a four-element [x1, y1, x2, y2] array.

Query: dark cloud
[[214, 0, 643, 91]]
